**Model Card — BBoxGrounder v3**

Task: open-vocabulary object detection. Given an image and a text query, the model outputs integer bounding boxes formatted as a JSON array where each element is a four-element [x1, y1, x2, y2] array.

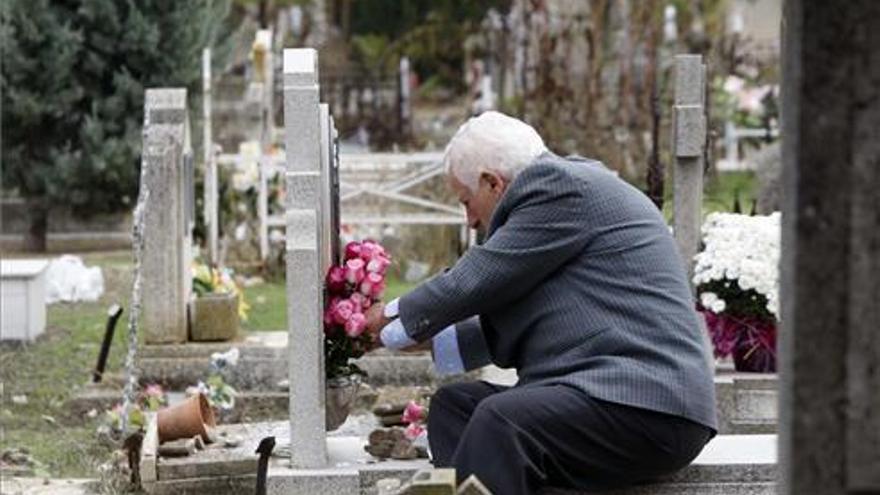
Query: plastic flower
[[326, 266, 347, 294], [366, 255, 391, 275], [359, 272, 386, 299], [144, 384, 164, 399], [211, 347, 240, 369], [344, 312, 367, 337], [324, 240, 392, 380], [141, 384, 167, 411], [349, 292, 372, 312], [345, 258, 366, 285], [344, 242, 363, 261], [402, 401, 427, 424], [404, 423, 425, 440], [332, 299, 355, 324]]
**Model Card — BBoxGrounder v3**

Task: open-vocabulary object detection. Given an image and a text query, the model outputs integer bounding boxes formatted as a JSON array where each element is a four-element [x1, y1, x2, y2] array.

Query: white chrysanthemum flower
[[693, 212, 781, 319]]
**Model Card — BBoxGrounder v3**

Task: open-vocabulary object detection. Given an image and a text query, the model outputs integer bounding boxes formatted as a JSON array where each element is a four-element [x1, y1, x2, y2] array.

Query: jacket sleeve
[[455, 316, 492, 371], [398, 164, 594, 342]]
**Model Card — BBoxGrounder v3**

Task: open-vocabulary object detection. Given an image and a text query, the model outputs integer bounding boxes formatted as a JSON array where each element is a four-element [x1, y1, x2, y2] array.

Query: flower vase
[[732, 320, 777, 373], [190, 292, 239, 342], [325, 375, 361, 431]]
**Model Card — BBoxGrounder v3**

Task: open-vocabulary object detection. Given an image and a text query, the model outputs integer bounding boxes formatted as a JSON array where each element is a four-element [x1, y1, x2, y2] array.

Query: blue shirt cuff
[[379, 318, 416, 350], [383, 298, 400, 318], [432, 325, 466, 375]]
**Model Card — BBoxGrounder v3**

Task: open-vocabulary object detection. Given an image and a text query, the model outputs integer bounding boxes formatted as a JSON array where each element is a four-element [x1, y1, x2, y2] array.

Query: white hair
[[444, 111, 548, 192]]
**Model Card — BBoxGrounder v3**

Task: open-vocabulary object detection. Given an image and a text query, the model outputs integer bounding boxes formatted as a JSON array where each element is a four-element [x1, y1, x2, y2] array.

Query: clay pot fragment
[[157, 393, 216, 444]]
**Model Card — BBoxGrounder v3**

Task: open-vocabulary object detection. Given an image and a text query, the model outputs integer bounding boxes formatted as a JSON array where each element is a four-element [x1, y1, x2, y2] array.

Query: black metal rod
[[93, 304, 124, 383], [255, 436, 276, 495]]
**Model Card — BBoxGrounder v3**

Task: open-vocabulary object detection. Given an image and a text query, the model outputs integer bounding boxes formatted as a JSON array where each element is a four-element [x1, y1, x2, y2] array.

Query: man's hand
[[364, 302, 391, 349]]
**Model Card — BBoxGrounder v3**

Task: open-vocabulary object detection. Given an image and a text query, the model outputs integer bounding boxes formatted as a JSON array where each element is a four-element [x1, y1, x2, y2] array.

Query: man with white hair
[[366, 111, 717, 495]]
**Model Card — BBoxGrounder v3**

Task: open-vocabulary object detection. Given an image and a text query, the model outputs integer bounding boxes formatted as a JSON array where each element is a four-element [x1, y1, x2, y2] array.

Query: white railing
[[230, 150, 468, 259]]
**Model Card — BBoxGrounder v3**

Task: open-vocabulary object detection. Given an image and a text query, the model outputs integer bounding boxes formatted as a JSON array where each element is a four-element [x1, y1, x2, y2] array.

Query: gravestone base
[[138, 332, 288, 390], [271, 435, 778, 495], [134, 332, 778, 434], [140, 418, 776, 495]]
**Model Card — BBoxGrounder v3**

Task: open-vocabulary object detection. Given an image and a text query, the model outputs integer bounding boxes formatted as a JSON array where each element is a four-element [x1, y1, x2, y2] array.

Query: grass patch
[[661, 170, 759, 221], [241, 272, 418, 332], [1, 251, 133, 477]]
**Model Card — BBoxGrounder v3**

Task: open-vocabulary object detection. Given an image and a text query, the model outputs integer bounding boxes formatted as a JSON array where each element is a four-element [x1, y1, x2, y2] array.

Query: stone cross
[[283, 48, 328, 468], [141, 88, 193, 344], [779, 1, 880, 492], [672, 54, 706, 288]]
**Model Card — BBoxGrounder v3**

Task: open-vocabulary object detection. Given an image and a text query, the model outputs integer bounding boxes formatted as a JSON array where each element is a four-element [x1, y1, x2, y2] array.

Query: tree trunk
[[23, 198, 49, 252]]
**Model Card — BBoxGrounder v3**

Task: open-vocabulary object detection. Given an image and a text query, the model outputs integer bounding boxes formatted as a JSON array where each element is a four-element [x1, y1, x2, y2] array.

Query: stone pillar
[[672, 54, 706, 287], [142, 89, 190, 344], [283, 48, 327, 468], [779, 1, 880, 493], [398, 56, 411, 138], [257, 29, 274, 261], [202, 48, 218, 265]]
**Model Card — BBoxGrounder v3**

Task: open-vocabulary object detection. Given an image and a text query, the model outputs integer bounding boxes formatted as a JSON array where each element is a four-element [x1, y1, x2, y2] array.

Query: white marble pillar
[[283, 48, 328, 468]]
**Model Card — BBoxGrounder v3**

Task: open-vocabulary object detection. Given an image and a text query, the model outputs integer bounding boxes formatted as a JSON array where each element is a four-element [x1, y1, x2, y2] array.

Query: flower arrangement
[[402, 400, 428, 440], [192, 262, 250, 321], [323, 240, 391, 380], [100, 384, 167, 435], [693, 212, 780, 372], [186, 347, 239, 410]]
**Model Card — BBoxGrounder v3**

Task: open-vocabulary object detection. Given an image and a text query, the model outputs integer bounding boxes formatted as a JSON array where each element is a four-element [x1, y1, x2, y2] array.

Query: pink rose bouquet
[[324, 240, 391, 380]]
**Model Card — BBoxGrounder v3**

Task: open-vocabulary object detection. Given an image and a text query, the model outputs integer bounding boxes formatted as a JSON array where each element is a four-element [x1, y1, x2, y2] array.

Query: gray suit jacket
[[399, 153, 717, 430]]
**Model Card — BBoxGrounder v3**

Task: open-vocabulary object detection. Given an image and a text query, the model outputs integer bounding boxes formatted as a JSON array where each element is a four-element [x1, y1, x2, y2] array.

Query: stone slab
[[140, 332, 287, 359], [0, 477, 96, 495], [145, 415, 776, 495], [143, 475, 257, 495], [155, 421, 285, 481]]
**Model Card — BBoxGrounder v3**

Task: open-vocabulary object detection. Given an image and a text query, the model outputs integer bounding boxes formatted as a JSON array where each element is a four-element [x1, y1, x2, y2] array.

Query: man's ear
[[480, 171, 507, 194]]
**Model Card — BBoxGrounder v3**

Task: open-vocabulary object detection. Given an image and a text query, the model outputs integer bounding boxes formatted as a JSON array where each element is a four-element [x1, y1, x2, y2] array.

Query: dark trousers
[[427, 381, 713, 495]]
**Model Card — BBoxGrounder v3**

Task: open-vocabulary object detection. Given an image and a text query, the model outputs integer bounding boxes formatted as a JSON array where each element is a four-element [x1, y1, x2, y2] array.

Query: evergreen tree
[[1, 0, 233, 250]]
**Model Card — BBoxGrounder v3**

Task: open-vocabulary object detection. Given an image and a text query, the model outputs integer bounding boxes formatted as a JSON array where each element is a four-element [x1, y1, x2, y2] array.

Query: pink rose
[[402, 401, 426, 424], [344, 242, 362, 261], [344, 312, 366, 337], [365, 240, 386, 256], [366, 255, 391, 275], [350, 292, 372, 311], [404, 422, 425, 440], [345, 258, 366, 285], [325, 266, 347, 294], [359, 272, 386, 299], [332, 299, 355, 324], [359, 242, 377, 261]]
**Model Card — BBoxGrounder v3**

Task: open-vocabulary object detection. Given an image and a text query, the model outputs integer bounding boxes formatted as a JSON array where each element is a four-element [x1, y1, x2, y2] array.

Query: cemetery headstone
[[672, 54, 706, 287], [283, 47, 328, 468], [141, 88, 192, 344]]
